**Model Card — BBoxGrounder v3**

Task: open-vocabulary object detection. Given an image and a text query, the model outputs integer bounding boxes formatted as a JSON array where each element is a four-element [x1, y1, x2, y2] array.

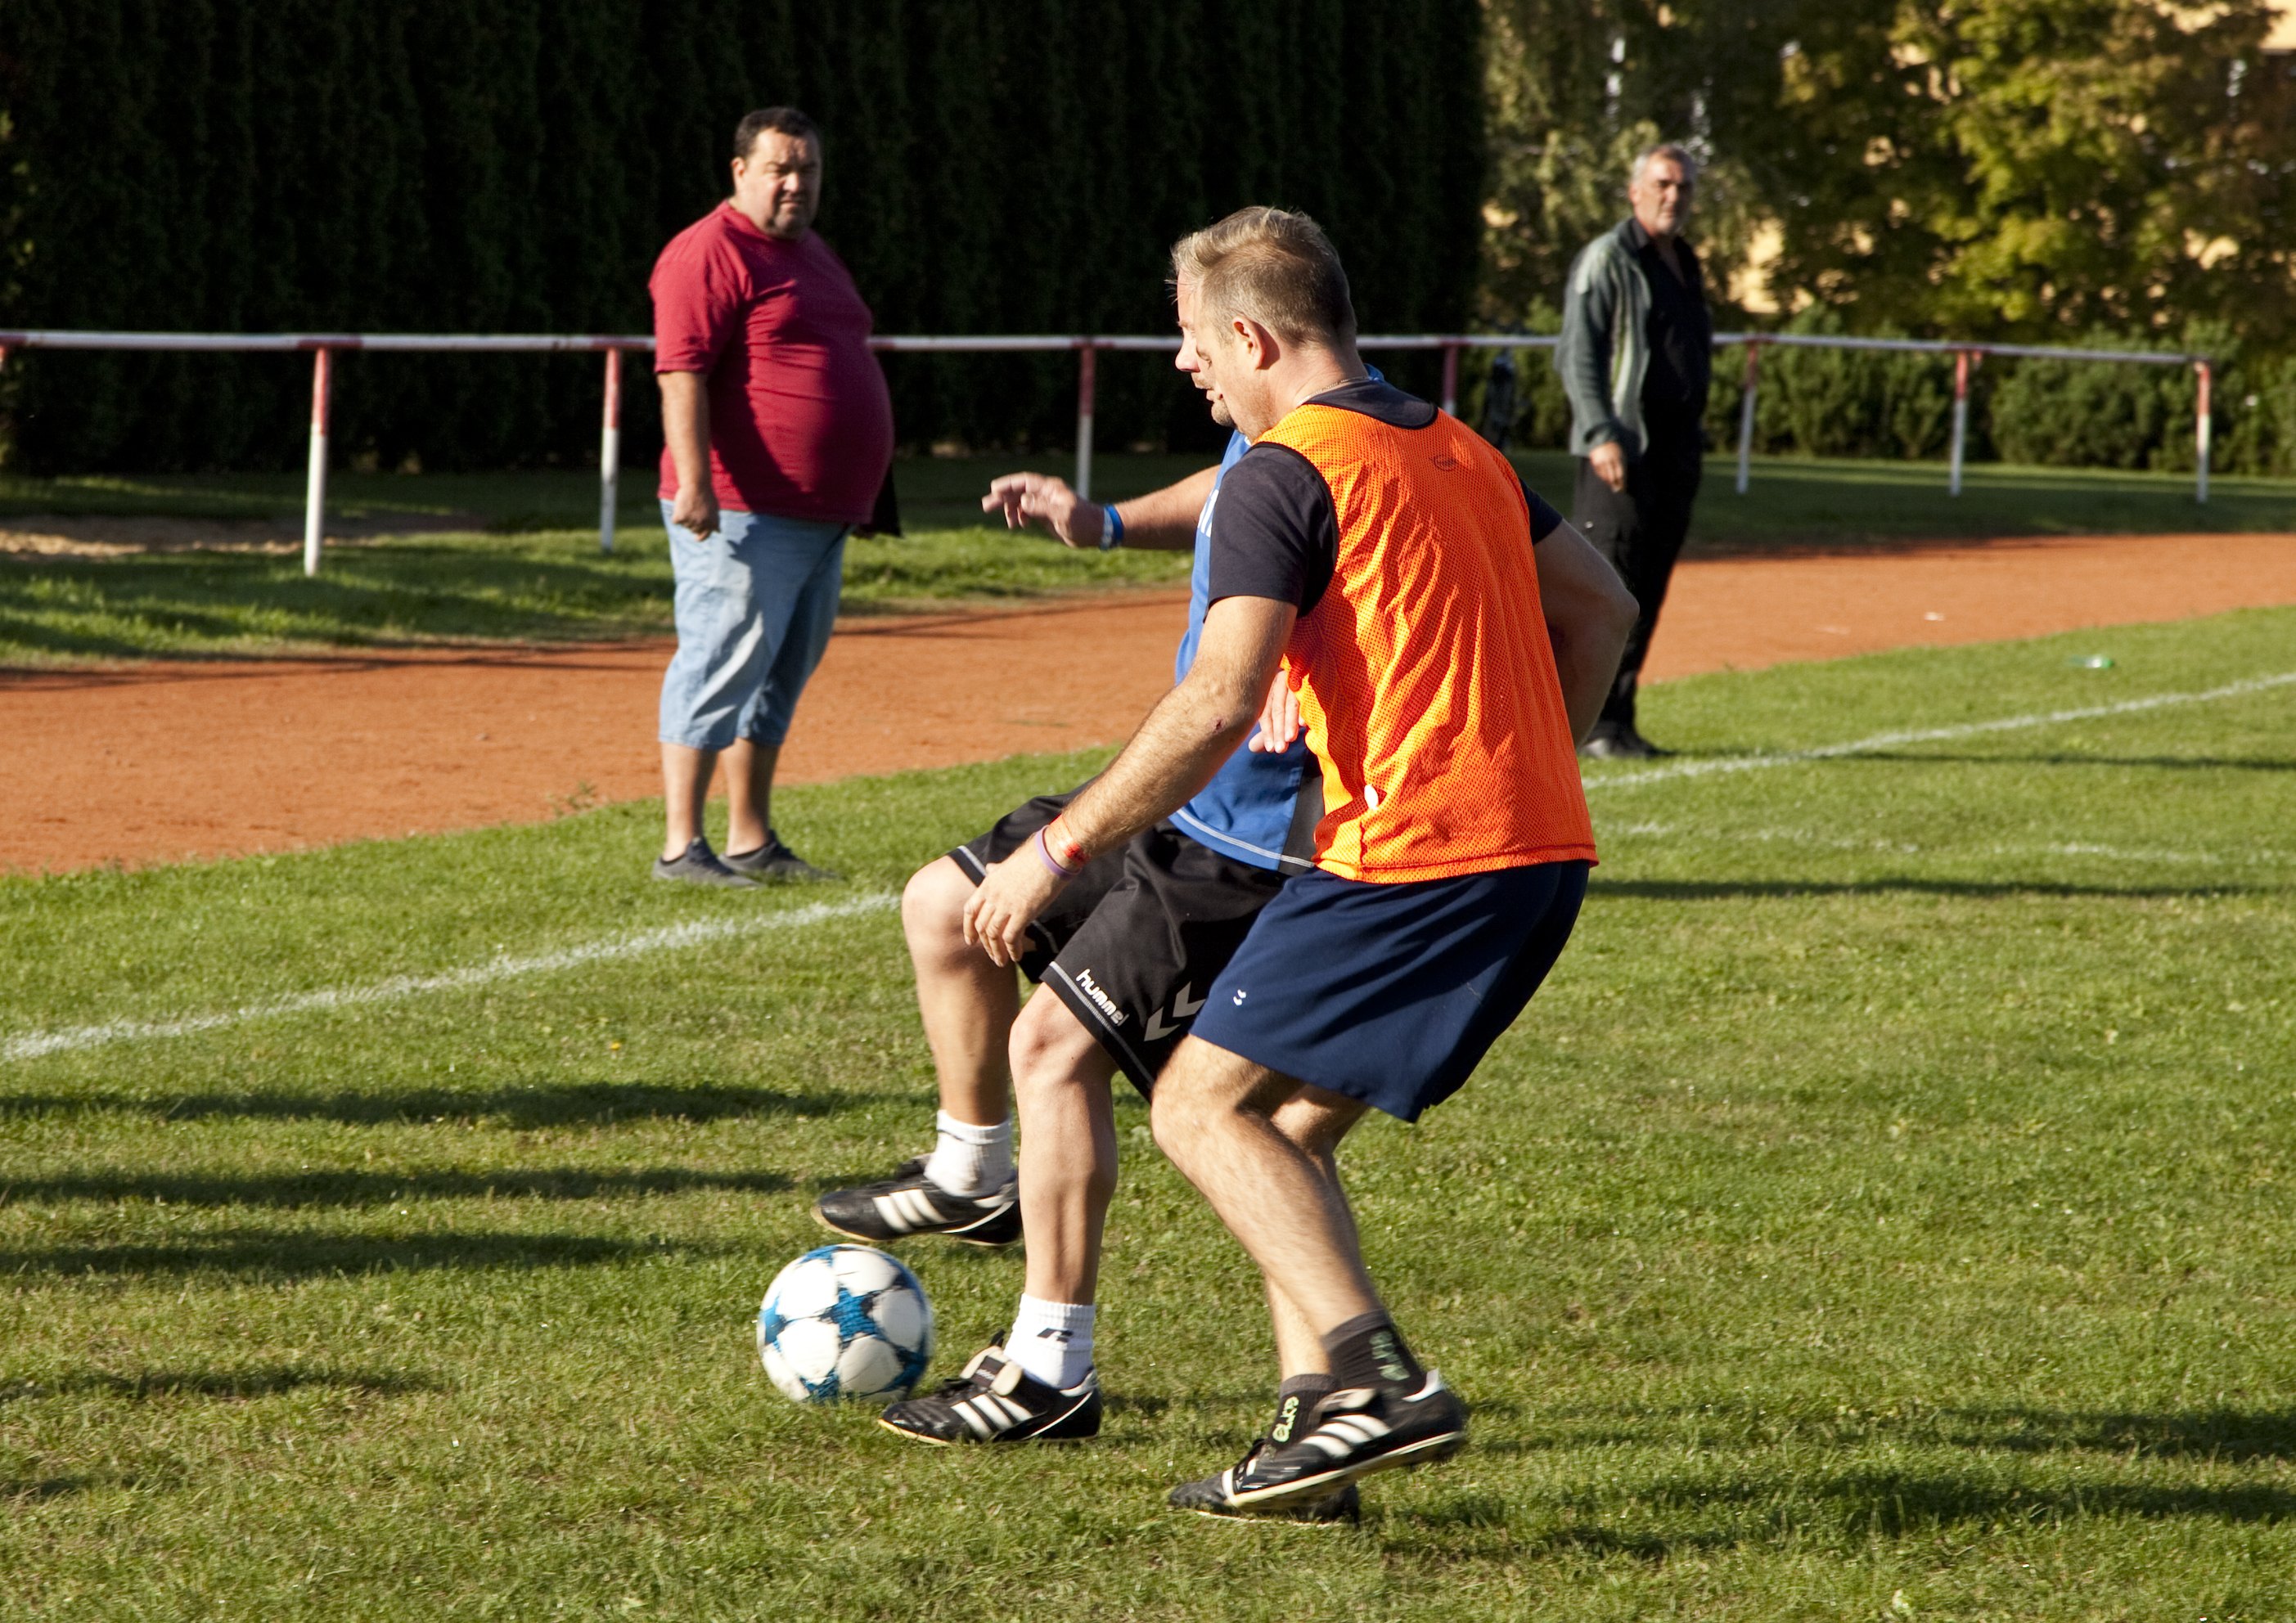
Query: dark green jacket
[[1555, 217, 1706, 459]]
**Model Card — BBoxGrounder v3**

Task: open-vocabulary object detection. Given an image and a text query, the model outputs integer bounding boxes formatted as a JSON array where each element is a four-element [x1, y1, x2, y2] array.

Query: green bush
[[1747, 311, 1958, 461], [0, 0, 1483, 475], [1990, 346, 2177, 470], [2227, 357, 2296, 478]]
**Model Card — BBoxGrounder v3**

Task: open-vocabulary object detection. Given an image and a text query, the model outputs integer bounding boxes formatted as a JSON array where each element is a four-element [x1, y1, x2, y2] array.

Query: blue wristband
[[1098, 504, 1124, 551]]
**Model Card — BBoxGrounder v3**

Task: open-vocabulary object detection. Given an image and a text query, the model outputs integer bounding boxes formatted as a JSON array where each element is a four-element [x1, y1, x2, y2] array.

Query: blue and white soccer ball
[[756, 1244, 934, 1403]]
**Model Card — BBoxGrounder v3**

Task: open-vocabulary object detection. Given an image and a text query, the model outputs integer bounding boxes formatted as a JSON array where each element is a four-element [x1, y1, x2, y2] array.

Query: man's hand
[[961, 851, 1068, 968], [1246, 667, 1302, 754], [659, 371, 717, 537], [982, 472, 1102, 548], [670, 482, 720, 540], [1588, 440, 1628, 494]]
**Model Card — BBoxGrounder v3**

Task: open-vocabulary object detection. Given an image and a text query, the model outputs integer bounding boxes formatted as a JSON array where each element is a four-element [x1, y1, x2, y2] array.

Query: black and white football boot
[[813, 1158, 1021, 1248], [1168, 1445, 1363, 1524], [878, 1346, 1101, 1445], [1169, 1373, 1465, 1511]]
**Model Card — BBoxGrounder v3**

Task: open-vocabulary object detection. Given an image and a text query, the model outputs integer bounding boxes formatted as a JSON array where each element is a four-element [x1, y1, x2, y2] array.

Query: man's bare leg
[[1155, 1036, 1461, 1509], [903, 856, 1018, 1128], [723, 738, 779, 856], [1262, 1086, 1369, 1378], [813, 857, 1020, 1241], [1244, 1088, 1365, 1461], [878, 982, 1123, 1436], [1008, 990, 1120, 1305], [660, 742, 718, 860], [1150, 1038, 1382, 1333]]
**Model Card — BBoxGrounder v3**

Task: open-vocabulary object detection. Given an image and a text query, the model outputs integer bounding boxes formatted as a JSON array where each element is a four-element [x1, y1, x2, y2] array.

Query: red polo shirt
[[651, 204, 895, 525]]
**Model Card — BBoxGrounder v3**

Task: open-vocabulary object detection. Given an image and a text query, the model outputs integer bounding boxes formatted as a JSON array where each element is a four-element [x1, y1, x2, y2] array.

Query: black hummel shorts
[[949, 787, 1286, 1095]]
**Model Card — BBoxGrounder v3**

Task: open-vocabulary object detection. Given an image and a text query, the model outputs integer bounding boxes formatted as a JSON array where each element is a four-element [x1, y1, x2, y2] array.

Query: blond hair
[[1172, 206, 1356, 347]]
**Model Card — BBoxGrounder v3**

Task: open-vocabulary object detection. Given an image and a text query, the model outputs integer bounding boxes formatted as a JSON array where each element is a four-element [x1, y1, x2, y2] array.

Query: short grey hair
[[1630, 142, 1699, 188]]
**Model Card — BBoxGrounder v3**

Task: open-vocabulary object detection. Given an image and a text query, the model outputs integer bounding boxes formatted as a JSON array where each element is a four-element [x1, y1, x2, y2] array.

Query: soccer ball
[[756, 1244, 934, 1403]]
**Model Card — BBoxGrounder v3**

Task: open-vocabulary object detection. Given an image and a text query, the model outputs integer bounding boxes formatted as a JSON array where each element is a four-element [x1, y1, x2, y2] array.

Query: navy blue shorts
[[1189, 861, 1589, 1122]]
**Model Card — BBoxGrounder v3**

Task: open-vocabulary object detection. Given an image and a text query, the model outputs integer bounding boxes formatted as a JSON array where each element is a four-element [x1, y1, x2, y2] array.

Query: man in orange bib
[[963, 207, 1637, 1517]]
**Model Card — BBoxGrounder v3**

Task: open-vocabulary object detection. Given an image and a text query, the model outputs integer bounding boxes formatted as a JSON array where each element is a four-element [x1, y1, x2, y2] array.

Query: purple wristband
[[1034, 826, 1080, 879]]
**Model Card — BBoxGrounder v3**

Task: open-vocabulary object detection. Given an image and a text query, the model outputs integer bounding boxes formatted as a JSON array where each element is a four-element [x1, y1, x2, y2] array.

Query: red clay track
[[4, 531, 2293, 875]]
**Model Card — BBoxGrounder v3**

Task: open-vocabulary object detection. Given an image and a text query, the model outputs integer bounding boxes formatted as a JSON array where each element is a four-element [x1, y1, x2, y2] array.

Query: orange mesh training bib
[[1258, 402, 1596, 883]]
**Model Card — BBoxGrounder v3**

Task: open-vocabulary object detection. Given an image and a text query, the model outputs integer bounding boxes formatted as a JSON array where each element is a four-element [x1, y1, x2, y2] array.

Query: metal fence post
[[1735, 340, 1761, 494], [1074, 340, 1097, 501], [303, 347, 332, 578], [1948, 349, 1971, 497], [2195, 360, 2212, 506], [598, 347, 623, 555], [1440, 343, 1461, 417]]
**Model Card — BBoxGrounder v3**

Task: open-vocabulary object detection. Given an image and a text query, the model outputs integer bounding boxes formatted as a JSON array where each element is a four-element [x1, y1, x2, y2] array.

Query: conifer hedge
[[0, 0, 1483, 474]]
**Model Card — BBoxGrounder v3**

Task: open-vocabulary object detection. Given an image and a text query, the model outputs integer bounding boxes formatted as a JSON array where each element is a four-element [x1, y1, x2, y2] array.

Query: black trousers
[[1571, 431, 1704, 733]]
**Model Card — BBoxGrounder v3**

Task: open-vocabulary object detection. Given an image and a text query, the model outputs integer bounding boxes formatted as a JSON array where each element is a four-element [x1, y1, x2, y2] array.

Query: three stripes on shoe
[[874, 1184, 960, 1233]]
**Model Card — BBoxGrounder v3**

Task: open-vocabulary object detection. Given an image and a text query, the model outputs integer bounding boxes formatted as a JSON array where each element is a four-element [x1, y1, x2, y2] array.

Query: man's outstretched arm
[[981, 466, 1218, 551], [962, 593, 1297, 965], [1533, 519, 1638, 744]]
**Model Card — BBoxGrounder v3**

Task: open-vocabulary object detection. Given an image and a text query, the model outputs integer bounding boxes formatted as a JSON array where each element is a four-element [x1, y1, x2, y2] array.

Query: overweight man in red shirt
[[650, 106, 895, 886]]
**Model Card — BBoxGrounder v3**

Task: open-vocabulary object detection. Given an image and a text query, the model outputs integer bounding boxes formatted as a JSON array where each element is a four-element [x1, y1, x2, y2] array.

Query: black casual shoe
[[1168, 1450, 1363, 1524], [814, 1158, 1021, 1248], [723, 831, 839, 881], [878, 1346, 1101, 1445], [1578, 726, 1668, 761], [651, 838, 759, 888], [1183, 1374, 1466, 1510]]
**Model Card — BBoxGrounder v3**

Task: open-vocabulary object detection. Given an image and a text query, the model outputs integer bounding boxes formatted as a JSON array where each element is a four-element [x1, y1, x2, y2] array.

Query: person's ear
[[1235, 317, 1280, 371]]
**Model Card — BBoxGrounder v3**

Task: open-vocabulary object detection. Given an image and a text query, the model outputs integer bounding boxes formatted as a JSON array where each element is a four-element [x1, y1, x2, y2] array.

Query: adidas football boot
[[814, 1157, 1021, 1247], [878, 1346, 1101, 1445], [1176, 1373, 1465, 1510], [1167, 1449, 1362, 1523]]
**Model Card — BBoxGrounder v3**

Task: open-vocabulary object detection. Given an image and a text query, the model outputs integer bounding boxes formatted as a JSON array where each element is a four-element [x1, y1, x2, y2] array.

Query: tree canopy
[[1480, 0, 2296, 350]]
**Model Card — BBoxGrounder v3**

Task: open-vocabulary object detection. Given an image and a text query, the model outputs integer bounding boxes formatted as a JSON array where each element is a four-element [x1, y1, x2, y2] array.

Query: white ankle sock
[[923, 1111, 1011, 1198], [1006, 1295, 1095, 1391]]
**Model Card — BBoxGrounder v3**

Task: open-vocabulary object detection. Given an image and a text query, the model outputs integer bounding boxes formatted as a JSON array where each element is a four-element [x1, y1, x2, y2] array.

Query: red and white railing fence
[[1711, 332, 2213, 502], [0, 330, 2215, 574]]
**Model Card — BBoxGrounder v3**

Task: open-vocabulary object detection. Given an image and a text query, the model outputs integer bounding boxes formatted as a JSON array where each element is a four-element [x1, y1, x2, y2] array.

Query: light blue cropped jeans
[[657, 501, 848, 751]]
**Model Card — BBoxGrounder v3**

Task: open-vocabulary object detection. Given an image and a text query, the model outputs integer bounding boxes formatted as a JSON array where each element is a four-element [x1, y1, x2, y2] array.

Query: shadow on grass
[[1372, 1465, 2296, 1560], [0, 1081, 866, 1127], [0, 545, 674, 661], [2, 1474, 128, 1502], [1488, 1400, 2296, 1465], [2, 1366, 438, 1405], [2, 1167, 791, 1208], [1947, 1406, 2296, 1463], [1628, 1465, 2296, 1532], [2, 1228, 688, 1278]]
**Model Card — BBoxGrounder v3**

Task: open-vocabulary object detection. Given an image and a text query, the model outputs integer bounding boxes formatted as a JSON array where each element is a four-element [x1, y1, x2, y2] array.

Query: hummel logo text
[[1074, 968, 1125, 1027]]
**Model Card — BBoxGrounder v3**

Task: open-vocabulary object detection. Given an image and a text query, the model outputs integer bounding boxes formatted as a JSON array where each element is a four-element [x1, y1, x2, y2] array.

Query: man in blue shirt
[[814, 381, 1357, 1513]]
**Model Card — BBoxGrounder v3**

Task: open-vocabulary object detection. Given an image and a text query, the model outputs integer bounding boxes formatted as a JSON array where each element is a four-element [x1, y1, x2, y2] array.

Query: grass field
[[2, 453, 2291, 665], [3, 607, 2292, 1618]]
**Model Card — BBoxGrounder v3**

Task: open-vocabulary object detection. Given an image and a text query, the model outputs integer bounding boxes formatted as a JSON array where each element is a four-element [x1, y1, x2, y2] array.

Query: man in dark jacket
[[1554, 142, 1711, 759]]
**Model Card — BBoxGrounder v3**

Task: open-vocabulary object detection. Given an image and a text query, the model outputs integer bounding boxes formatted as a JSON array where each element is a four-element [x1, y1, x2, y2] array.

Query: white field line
[[2, 893, 898, 1065], [1584, 671, 2296, 793]]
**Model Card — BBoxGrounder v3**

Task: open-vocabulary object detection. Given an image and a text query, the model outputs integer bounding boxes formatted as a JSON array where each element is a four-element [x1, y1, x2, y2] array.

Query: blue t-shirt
[[1168, 431, 1317, 874]]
